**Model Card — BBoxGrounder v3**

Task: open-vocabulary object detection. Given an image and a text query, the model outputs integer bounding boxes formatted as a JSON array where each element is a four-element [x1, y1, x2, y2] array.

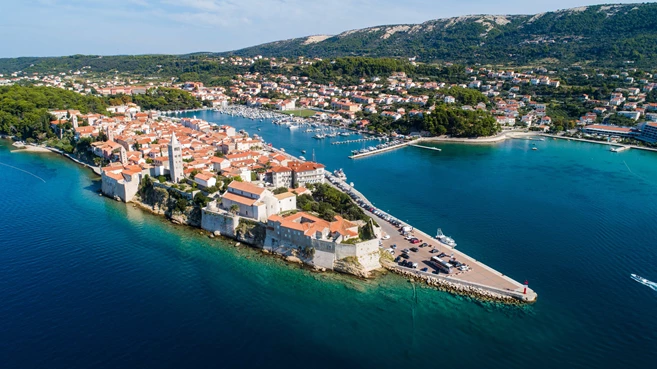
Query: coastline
[[542, 134, 657, 153], [421, 130, 537, 144], [3, 133, 537, 304]]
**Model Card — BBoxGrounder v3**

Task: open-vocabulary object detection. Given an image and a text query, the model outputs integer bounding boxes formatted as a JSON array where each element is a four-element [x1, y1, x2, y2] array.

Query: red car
[[410, 238, 421, 244]]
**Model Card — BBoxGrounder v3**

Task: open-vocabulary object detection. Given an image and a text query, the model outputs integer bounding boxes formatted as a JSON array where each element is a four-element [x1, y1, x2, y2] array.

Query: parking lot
[[326, 173, 529, 294]]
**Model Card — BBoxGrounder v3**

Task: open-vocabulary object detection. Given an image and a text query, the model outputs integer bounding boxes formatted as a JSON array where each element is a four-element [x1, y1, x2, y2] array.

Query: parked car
[[421, 267, 428, 272], [382, 235, 391, 240], [402, 248, 410, 253], [410, 247, 419, 252], [411, 263, 418, 269], [430, 249, 439, 254], [400, 253, 410, 259], [391, 244, 397, 249]]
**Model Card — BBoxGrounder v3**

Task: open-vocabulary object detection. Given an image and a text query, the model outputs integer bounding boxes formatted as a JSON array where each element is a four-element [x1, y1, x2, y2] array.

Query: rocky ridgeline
[[383, 262, 527, 305]]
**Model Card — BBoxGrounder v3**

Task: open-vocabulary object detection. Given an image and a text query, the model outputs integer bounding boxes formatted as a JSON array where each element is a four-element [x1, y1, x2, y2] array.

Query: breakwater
[[349, 140, 415, 159], [383, 263, 526, 304]]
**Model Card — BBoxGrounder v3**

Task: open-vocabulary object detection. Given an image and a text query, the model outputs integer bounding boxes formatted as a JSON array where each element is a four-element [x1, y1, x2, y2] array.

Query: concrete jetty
[[326, 173, 537, 303], [410, 144, 442, 152], [349, 140, 415, 159]]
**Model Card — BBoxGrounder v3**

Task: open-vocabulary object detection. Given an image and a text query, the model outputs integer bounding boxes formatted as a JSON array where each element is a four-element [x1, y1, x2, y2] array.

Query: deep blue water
[[1, 111, 657, 368]]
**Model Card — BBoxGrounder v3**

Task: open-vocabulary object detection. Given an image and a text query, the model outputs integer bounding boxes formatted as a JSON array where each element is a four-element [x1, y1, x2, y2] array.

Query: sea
[[1, 110, 656, 368]]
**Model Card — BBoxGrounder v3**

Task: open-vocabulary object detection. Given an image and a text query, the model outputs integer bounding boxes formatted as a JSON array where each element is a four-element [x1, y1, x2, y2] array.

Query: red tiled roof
[[228, 180, 265, 195]]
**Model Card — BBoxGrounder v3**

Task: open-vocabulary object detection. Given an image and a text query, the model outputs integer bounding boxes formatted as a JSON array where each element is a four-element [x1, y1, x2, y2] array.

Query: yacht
[[631, 274, 657, 291], [301, 150, 306, 154], [299, 156, 306, 161], [436, 228, 457, 247], [532, 147, 538, 151], [334, 169, 347, 180], [313, 133, 326, 139], [340, 132, 350, 136]]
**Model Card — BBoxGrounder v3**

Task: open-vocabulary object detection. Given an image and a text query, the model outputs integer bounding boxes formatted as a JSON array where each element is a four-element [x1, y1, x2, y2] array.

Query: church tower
[[167, 133, 184, 183], [119, 146, 127, 165]]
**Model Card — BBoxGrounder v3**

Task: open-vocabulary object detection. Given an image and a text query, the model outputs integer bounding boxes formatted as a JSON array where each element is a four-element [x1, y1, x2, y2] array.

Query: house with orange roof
[[193, 172, 217, 189]]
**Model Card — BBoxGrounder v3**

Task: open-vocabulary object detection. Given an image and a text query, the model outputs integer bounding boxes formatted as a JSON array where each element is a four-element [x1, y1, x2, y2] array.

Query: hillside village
[[4, 54, 657, 144]]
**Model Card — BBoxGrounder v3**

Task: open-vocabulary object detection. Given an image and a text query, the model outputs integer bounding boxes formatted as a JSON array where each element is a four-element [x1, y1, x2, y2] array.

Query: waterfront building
[[265, 212, 382, 271], [638, 122, 657, 143], [101, 164, 143, 202], [269, 166, 293, 188], [168, 133, 184, 183], [581, 124, 636, 138]]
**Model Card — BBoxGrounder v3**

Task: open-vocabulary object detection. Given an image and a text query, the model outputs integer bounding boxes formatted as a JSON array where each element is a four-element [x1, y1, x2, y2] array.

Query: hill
[[2, 3, 657, 76], [223, 3, 657, 67]]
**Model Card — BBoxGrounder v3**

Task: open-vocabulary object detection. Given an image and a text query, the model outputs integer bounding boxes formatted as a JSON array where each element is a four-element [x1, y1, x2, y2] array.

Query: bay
[[1, 110, 656, 368]]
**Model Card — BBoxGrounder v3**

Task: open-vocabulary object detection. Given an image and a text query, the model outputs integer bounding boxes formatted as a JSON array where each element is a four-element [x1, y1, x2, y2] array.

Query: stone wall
[[201, 206, 238, 238]]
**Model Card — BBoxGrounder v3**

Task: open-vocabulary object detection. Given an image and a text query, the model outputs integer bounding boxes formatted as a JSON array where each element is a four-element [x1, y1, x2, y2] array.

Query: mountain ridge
[[219, 3, 657, 67]]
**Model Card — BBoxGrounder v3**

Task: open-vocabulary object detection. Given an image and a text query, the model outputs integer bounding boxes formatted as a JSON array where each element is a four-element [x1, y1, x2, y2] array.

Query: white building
[[167, 133, 184, 183], [194, 172, 217, 188], [221, 181, 296, 222]]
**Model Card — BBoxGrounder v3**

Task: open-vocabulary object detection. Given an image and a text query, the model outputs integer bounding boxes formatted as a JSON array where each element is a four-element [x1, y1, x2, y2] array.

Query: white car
[[382, 235, 391, 240]]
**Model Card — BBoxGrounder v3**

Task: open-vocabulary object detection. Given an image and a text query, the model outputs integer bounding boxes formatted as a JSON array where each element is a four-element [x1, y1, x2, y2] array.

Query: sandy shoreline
[[11, 144, 53, 153]]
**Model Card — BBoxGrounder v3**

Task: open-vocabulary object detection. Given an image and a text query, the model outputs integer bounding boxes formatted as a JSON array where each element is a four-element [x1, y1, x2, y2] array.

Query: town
[[3, 55, 657, 146]]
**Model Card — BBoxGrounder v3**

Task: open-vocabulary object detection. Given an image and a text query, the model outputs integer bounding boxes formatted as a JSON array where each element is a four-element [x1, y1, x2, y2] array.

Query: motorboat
[[436, 228, 457, 247], [631, 274, 657, 291], [334, 169, 347, 180]]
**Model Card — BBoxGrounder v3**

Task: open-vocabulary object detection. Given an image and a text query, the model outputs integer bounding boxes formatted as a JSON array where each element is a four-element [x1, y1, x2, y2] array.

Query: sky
[[0, 0, 646, 58]]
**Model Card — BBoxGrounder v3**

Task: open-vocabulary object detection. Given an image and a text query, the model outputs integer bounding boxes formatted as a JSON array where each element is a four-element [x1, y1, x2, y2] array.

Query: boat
[[631, 274, 657, 291], [334, 169, 347, 180], [532, 147, 538, 151], [299, 156, 306, 161], [340, 132, 350, 136], [301, 150, 306, 154], [436, 228, 457, 247], [313, 133, 326, 139]]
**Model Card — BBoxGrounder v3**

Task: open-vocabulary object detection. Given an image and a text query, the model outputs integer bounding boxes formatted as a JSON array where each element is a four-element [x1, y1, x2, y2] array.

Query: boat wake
[[631, 274, 657, 291], [0, 162, 46, 183]]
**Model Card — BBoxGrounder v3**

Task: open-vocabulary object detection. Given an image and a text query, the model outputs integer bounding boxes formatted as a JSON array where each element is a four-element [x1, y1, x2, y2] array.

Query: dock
[[325, 173, 537, 303], [349, 141, 414, 159], [332, 137, 385, 145], [409, 144, 442, 152], [610, 145, 631, 152]]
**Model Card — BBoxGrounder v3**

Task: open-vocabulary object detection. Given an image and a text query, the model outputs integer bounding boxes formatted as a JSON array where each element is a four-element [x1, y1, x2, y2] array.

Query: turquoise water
[[1, 111, 657, 368]]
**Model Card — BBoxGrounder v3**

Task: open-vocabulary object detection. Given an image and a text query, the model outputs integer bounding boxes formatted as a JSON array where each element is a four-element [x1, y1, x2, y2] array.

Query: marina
[[349, 140, 415, 159]]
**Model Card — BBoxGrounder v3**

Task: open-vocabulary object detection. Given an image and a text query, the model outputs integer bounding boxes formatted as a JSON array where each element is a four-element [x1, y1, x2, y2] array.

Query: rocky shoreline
[[383, 262, 532, 305]]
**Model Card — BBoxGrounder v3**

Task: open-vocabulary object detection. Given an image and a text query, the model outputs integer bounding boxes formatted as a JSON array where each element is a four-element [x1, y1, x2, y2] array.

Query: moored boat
[[436, 228, 457, 247]]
